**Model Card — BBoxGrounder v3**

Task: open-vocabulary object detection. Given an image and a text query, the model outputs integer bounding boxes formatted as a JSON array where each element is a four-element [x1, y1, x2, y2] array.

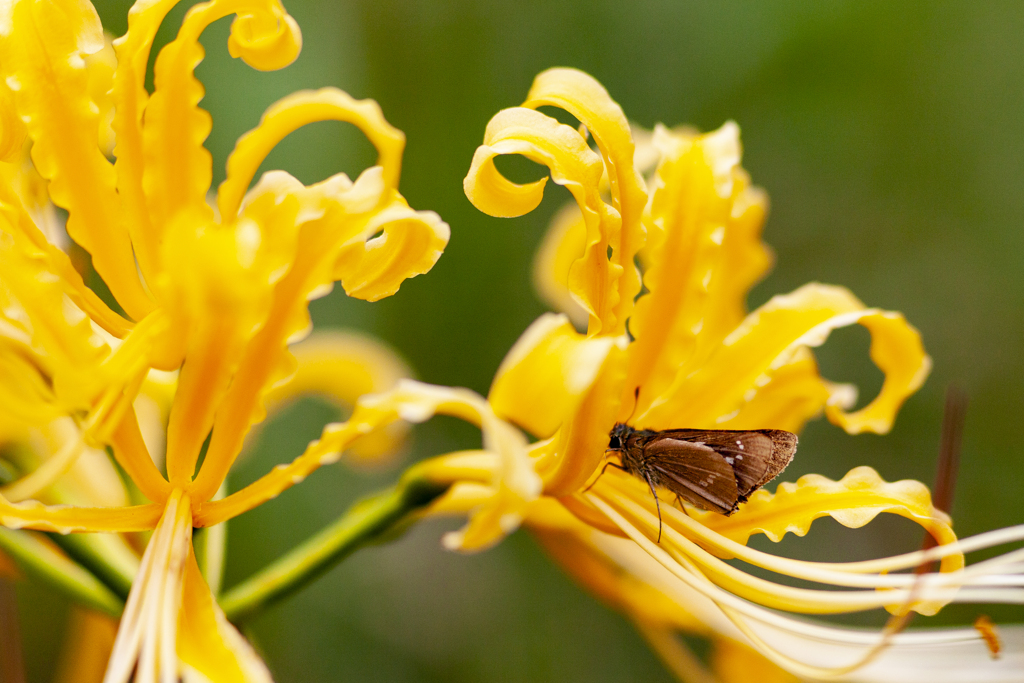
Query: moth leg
[[582, 456, 626, 493], [673, 494, 692, 517], [644, 474, 663, 543]]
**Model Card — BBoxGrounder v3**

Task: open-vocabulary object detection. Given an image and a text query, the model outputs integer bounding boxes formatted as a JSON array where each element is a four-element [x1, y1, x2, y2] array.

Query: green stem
[[46, 532, 138, 599], [0, 528, 123, 618], [220, 462, 452, 623]]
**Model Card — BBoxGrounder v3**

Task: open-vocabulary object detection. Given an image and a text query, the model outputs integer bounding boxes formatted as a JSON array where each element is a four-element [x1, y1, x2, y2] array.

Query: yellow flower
[[409, 67, 1016, 678], [0, 0, 447, 679]]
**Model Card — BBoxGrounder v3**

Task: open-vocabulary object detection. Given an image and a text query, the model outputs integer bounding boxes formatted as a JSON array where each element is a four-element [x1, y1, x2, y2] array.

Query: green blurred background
[[17, 0, 1024, 680]]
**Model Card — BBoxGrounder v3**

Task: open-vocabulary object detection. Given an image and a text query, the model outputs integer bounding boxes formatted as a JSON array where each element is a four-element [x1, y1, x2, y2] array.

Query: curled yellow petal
[[465, 106, 626, 335], [144, 0, 301, 232], [524, 67, 648, 335], [333, 199, 449, 302], [697, 466, 957, 554], [827, 311, 932, 434], [226, 2, 301, 71], [218, 88, 405, 221], [641, 283, 931, 436], [142, 3, 220, 231]]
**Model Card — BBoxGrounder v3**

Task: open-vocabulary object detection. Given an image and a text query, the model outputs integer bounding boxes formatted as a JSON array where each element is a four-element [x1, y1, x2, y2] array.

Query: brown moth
[[604, 423, 798, 538]]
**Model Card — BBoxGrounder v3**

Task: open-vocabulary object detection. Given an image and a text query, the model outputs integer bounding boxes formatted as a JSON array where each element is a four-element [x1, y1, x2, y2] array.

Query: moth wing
[[662, 429, 796, 498], [643, 437, 739, 514], [755, 429, 797, 491]]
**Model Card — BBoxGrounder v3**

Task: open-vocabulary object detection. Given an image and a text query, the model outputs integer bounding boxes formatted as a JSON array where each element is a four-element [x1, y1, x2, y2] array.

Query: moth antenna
[[582, 458, 626, 493], [621, 386, 641, 424]]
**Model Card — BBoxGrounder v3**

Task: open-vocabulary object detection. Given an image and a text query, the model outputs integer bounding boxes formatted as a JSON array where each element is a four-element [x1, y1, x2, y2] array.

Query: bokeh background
[[17, 0, 1024, 680]]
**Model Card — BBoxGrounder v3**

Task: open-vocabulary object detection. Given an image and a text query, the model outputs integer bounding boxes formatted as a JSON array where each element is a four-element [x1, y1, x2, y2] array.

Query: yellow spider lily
[[414, 67, 1017, 678], [0, 0, 447, 679]]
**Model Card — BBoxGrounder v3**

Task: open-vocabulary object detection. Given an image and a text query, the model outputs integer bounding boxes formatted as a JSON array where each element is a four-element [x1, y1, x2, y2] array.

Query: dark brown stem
[[0, 577, 25, 683], [917, 385, 968, 574]]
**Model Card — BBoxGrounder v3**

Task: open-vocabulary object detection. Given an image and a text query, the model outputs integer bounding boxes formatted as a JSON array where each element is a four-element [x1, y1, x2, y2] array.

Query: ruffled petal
[[111, 0, 185, 287], [332, 197, 449, 302], [696, 466, 957, 555], [488, 313, 618, 439], [627, 123, 772, 415], [714, 347, 850, 433], [177, 551, 272, 683], [197, 381, 538, 553], [523, 68, 648, 335], [640, 283, 931, 435], [464, 106, 626, 335], [0, 0, 152, 319], [218, 87, 405, 221], [828, 310, 933, 434], [226, 0, 301, 71], [142, 0, 300, 233], [262, 330, 412, 464], [0, 495, 162, 533], [694, 466, 960, 615]]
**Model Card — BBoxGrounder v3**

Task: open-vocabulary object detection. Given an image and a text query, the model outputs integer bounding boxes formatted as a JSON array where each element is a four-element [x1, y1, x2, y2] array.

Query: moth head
[[608, 422, 633, 450]]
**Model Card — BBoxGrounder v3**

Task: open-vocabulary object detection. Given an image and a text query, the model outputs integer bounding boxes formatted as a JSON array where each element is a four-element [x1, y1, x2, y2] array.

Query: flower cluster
[[0, 0, 446, 679], [0, 1, 1021, 682]]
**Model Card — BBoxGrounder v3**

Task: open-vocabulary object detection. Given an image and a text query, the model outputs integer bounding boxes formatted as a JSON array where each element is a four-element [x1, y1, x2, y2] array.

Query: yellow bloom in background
[[0, 0, 447, 679]]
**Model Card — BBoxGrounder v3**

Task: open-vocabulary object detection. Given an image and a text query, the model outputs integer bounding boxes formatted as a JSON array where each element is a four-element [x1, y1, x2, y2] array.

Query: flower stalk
[[220, 459, 454, 623], [0, 528, 123, 618]]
